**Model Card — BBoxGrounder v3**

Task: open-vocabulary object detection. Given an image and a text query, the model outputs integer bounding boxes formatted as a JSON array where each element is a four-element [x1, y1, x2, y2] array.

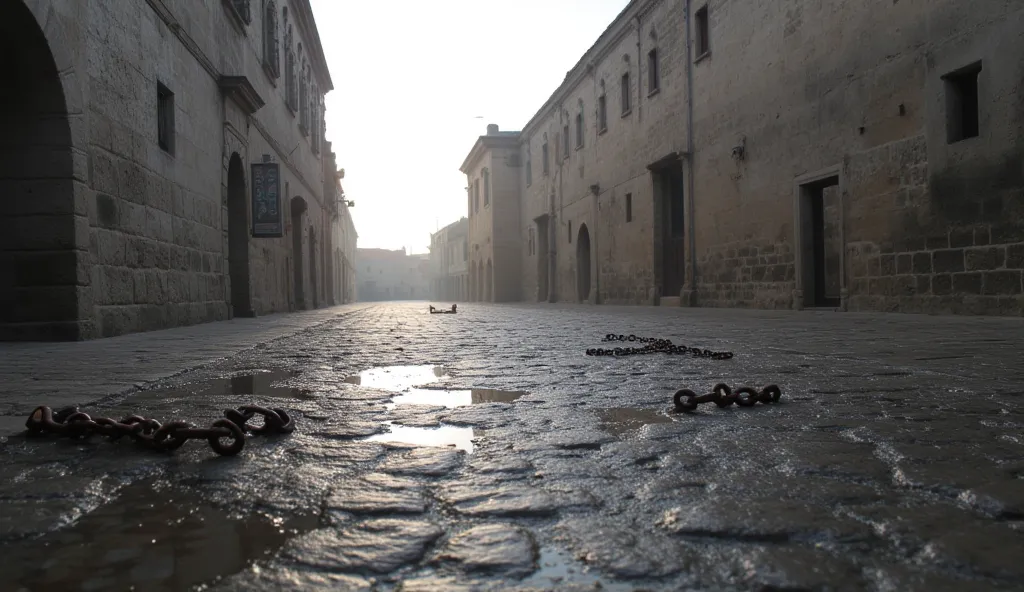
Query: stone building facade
[[1, 0, 354, 341], [461, 0, 1024, 316], [356, 249, 430, 302], [429, 217, 469, 301], [323, 143, 357, 305], [461, 125, 523, 303]]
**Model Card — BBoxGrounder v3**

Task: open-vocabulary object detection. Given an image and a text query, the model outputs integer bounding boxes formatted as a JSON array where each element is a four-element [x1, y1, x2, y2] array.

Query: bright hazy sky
[[309, 0, 631, 253]]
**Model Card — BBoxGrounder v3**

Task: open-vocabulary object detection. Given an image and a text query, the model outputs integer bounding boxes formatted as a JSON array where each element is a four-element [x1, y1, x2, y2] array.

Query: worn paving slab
[[0, 302, 1022, 591]]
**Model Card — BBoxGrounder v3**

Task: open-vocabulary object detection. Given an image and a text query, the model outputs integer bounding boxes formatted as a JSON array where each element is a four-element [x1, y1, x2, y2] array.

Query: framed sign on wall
[[251, 162, 283, 238]]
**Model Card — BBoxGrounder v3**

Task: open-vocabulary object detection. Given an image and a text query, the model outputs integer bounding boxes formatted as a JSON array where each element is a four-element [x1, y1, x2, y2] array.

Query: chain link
[[672, 383, 782, 412], [429, 305, 457, 314], [24, 404, 296, 457], [586, 333, 734, 360]]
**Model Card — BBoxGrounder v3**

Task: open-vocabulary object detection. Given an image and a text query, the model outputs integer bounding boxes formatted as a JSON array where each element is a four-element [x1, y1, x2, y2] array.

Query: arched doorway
[[227, 153, 252, 317], [576, 224, 591, 302], [485, 259, 493, 302], [290, 197, 307, 309], [309, 225, 318, 308], [0, 1, 78, 340]]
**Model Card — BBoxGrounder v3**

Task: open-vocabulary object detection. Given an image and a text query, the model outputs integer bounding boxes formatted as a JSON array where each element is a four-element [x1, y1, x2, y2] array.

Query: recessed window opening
[[696, 5, 710, 56], [626, 193, 633, 222], [944, 62, 981, 144], [157, 82, 175, 154], [647, 49, 660, 94]]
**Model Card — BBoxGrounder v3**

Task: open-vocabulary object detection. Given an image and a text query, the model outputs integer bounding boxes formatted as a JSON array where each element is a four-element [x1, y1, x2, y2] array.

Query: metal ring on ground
[[208, 419, 246, 456]]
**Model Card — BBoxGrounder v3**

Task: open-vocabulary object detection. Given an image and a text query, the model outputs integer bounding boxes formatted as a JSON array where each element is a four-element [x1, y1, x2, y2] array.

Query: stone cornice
[[291, 0, 335, 91], [219, 75, 266, 115], [459, 134, 521, 174]]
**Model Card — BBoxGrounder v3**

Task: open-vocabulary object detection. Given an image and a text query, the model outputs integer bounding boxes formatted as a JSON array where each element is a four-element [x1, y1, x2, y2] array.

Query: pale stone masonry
[[355, 248, 431, 302], [461, 0, 1024, 315], [0, 0, 355, 341], [429, 217, 469, 302]]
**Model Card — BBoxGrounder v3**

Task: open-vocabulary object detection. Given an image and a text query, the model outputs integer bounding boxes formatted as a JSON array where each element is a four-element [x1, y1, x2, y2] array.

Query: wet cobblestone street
[[1, 302, 1023, 591]]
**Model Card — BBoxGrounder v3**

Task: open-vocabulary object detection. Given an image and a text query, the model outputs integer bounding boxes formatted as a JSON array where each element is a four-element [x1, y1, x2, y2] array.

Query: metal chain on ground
[[585, 333, 734, 360], [672, 383, 782, 412], [24, 404, 295, 457], [429, 304, 457, 314]]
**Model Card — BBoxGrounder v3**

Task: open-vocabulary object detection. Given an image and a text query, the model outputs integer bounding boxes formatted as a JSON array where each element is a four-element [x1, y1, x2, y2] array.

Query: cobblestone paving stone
[[1, 302, 1023, 591]]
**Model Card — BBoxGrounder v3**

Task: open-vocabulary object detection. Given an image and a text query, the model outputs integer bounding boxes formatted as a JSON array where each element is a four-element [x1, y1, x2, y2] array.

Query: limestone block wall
[[689, 0, 1024, 314]]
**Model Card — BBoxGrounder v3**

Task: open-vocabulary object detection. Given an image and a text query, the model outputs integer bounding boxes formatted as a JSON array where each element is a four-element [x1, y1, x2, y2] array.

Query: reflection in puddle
[[597, 407, 673, 437], [390, 388, 526, 408], [365, 422, 475, 453], [1, 479, 318, 591], [521, 547, 634, 591], [136, 370, 309, 402], [344, 365, 446, 388]]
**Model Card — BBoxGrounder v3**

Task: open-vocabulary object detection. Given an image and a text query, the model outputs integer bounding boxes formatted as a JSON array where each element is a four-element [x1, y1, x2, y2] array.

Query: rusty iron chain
[[672, 383, 782, 412], [429, 304, 457, 314], [23, 404, 295, 457], [586, 333, 734, 360]]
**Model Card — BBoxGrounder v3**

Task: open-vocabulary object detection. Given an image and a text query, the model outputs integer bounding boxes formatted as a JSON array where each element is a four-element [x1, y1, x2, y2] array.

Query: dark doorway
[[536, 216, 549, 302], [798, 176, 842, 307], [0, 1, 79, 340], [576, 224, 592, 302], [309, 226, 318, 308], [485, 259, 493, 302], [227, 153, 253, 317], [290, 197, 306, 309], [653, 159, 686, 299]]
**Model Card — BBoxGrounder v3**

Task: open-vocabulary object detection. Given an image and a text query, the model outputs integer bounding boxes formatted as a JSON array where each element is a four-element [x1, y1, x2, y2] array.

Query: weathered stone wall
[[690, 0, 1024, 315], [3, 0, 343, 340], [519, 0, 692, 306]]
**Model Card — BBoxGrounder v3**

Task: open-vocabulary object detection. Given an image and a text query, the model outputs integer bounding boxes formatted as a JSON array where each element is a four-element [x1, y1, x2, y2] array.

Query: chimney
[[486, 123, 499, 135]]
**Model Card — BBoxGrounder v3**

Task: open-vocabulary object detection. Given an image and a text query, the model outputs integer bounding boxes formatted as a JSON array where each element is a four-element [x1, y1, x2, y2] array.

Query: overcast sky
[[309, 0, 632, 253]]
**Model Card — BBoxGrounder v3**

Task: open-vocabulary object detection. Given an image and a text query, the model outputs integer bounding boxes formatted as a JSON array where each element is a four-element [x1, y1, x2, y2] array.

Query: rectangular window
[[157, 82, 175, 154], [483, 169, 490, 206], [474, 180, 480, 213], [626, 193, 632, 222], [648, 49, 660, 94], [575, 112, 584, 148], [542, 142, 550, 174], [621, 72, 631, 114], [562, 125, 570, 159], [944, 62, 982, 144], [568, 220, 572, 244], [696, 5, 710, 56], [526, 153, 532, 186], [598, 95, 608, 132]]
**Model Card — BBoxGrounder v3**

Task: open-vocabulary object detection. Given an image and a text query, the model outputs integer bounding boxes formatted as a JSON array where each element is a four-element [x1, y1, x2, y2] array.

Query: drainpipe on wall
[[684, 0, 698, 306]]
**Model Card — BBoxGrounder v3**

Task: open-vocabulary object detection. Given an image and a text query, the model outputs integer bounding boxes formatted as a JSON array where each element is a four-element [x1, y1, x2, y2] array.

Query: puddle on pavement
[[598, 407, 673, 437], [344, 365, 446, 388], [346, 365, 526, 409], [136, 369, 311, 402], [0, 478, 318, 592], [521, 546, 635, 591], [390, 387, 526, 408], [365, 421, 476, 453]]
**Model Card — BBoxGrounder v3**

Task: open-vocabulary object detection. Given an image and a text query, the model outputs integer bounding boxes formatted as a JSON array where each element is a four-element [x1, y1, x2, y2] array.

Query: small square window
[[695, 5, 710, 57], [943, 62, 981, 144], [626, 193, 632, 222], [157, 82, 175, 155]]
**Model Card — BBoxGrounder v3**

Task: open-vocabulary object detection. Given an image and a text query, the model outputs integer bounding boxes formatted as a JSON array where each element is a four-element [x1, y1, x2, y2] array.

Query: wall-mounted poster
[[251, 162, 283, 237]]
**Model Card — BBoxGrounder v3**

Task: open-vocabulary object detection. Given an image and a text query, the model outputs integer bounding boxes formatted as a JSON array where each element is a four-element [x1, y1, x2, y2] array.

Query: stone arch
[[290, 197, 307, 309], [227, 153, 253, 317], [1, 0, 88, 340], [485, 259, 493, 302], [576, 223, 592, 303]]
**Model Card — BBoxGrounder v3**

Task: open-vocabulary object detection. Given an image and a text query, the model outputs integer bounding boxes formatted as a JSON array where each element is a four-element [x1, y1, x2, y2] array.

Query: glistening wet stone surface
[[1, 302, 1023, 590]]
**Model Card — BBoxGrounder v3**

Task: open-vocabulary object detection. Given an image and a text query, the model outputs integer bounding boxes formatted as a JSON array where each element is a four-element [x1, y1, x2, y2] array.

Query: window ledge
[[262, 62, 280, 86], [695, 51, 711, 64], [647, 87, 661, 98], [222, 0, 250, 35], [598, 127, 608, 135], [621, 109, 632, 118]]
